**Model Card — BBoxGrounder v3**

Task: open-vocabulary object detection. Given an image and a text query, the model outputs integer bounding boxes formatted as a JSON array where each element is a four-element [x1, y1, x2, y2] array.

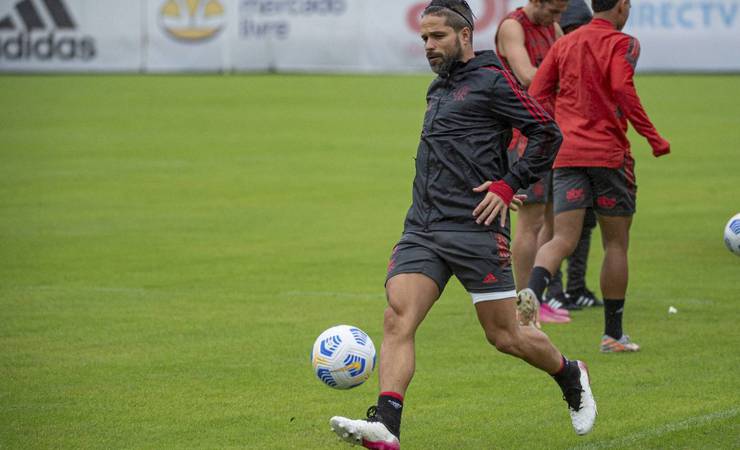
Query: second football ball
[[724, 213, 740, 256]]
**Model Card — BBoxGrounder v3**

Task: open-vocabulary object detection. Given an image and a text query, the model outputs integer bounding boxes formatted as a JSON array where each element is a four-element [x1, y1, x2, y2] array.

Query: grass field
[[1, 73, 739, 449]]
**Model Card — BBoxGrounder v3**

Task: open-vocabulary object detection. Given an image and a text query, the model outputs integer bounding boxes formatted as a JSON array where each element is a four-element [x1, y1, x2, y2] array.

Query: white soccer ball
[[724, 213, 740, 256], [311, 325, 376, 389]]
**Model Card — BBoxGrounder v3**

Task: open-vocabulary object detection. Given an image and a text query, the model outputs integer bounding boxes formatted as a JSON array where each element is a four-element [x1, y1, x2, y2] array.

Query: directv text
[[626, 0, 739, 29]]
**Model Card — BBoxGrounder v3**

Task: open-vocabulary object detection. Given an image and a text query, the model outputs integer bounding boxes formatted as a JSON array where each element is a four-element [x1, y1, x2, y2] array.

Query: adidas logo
[[388, 400, 402, 410], [483, 273, 498, 284], [0, 0, 96, 61]]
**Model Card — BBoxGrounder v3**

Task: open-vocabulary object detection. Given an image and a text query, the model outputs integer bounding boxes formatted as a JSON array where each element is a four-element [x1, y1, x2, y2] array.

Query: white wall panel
[[1, 0, 738, 73]]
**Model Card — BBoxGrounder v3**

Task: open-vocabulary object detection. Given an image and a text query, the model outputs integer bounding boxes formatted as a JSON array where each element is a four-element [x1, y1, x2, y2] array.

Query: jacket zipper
[[423, 83, 448, 231]]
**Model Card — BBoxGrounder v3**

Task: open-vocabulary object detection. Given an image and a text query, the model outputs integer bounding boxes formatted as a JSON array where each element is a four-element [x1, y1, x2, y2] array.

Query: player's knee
[[495, 337, 520, 356], [603, 236, 629, 252], [553, 234, 579, 256], [517, 219, 544, 236], [382, 305, 412, 339], [383, 305, 400, 331], [485, 330, 519, 356]]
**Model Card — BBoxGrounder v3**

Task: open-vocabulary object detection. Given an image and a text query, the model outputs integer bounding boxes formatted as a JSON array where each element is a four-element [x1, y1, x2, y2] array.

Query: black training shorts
[[553, 157, 637, 216], [386, 230, 516, 303]]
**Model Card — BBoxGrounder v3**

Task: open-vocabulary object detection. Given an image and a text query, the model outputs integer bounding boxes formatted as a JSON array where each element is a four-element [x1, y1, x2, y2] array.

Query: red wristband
[[487, 180, 515, 206]]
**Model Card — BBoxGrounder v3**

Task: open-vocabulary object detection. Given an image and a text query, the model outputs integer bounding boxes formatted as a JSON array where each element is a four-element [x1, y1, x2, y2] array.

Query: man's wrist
[[488, 180, 515, 206], [652, 138, 670, 157]]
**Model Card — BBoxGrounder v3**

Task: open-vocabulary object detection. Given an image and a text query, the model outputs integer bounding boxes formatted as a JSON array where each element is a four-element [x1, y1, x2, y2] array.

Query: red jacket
[[529, 18, 670, 168]]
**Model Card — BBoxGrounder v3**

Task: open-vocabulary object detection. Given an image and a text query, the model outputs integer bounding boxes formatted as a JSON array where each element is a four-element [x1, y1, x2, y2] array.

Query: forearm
[[610, 37, 669, 155], [614, 86, 669, 155], [504, 121, 562, 192]]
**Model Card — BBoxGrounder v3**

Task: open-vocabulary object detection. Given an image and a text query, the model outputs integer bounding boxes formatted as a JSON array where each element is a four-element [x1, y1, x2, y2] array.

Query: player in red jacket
[[520, 0, 671, 352]]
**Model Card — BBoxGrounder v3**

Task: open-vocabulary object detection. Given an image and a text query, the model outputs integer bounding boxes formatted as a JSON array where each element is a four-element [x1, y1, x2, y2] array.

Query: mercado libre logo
[[160, 0, 225, 42], [406, 0, 507, 32]]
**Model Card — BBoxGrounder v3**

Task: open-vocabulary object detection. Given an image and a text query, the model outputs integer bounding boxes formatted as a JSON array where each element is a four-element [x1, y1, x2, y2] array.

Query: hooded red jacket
[[529, 18, 670, 169]]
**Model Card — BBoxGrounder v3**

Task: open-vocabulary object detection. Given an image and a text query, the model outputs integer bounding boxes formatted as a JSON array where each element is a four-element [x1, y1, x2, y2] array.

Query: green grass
[[1, 74, 739, 449]]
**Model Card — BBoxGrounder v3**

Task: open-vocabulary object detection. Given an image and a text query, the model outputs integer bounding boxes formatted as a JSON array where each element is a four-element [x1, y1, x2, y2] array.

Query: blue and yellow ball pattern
[[311, 325, 376, 389]]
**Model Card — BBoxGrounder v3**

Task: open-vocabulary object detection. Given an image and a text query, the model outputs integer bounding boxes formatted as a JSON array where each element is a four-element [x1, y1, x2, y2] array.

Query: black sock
[[604, 298, 625, 340], [528, 266, 552, 301], [376, 392, 403, 439], [551, 356, 577, 390], [551, 357, 585, 410], [547, 268, 564, 298]]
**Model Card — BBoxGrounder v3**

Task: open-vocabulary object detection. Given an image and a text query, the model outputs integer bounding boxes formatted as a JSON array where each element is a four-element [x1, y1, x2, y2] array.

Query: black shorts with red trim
[[386, 231, 516, 303], [552, 157, 637, 216]]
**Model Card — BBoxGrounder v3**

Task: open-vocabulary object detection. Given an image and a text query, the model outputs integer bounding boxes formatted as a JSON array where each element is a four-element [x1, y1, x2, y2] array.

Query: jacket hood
[[442, 50, 504, 78]]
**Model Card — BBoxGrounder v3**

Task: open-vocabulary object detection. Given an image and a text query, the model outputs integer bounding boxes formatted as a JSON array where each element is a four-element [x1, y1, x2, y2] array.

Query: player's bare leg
[[535, 208, 585, 274], [597, 214, 639, 352], [512, 203, 546, 290], [378, 274, 439, 394], [518, 209, 585, 325], [536, 200, 555, 249], [331, 273, 439, 449], [534, 200, 576, 313], [475, 298, 597, 435], [597, 215, 631, 298], [475, 298, 560, 372]]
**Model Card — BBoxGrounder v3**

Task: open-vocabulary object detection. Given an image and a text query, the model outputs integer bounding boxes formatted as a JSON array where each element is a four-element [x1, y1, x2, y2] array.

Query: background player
[[522, 0, 671, 352], [494, 0, 570, 323], [542, 0, 604, 311]]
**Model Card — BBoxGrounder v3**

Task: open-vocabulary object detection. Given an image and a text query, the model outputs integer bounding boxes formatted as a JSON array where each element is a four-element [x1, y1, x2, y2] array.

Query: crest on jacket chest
[[453, 85, 471, 101]]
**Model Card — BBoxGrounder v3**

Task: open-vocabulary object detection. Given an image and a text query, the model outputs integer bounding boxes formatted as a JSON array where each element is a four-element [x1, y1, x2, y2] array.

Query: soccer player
[[522, 0, 671, 352], [494, 0, 571, 323], [544, 0, 604, 311], [329, 2, 596, 448]]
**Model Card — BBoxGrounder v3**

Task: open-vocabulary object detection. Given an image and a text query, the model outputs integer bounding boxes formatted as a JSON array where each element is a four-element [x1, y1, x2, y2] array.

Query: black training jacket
[[403, 50, 562, 237]]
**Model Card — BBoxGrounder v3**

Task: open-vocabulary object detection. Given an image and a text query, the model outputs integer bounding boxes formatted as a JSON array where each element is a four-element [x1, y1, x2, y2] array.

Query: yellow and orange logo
[[160, 0, 225, 42]]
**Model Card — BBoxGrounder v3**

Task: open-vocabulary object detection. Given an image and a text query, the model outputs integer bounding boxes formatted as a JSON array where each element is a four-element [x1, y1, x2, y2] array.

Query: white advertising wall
[[623, 0, 740, 71], [0, 0, 143, 72], [231, 0, 366, 72], [360, 0, 514, 73], [0, 0, 739, 73]]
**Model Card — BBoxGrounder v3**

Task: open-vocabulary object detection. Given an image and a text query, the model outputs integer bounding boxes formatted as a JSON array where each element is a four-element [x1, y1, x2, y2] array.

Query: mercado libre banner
[[1, 0, 739, 73]]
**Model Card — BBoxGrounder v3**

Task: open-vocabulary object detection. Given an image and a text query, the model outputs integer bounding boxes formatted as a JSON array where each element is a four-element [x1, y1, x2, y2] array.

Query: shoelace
[[563, 385, 584, 412]]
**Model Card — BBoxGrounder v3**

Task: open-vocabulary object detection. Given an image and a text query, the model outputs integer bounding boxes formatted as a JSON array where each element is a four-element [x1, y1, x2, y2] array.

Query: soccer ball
[[311, 325, 376, 389], [724, 213, 740, 256]]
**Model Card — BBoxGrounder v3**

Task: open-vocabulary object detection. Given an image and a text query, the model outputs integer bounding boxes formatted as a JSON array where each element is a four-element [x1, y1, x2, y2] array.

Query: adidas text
[[0, 32, 95, 60]]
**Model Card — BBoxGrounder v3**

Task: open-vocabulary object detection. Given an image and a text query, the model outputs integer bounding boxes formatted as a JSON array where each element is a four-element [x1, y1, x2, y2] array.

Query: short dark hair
[[423, 0, 476, 31], [592, 0, 620, 12], [561, 0, 592, 30]]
